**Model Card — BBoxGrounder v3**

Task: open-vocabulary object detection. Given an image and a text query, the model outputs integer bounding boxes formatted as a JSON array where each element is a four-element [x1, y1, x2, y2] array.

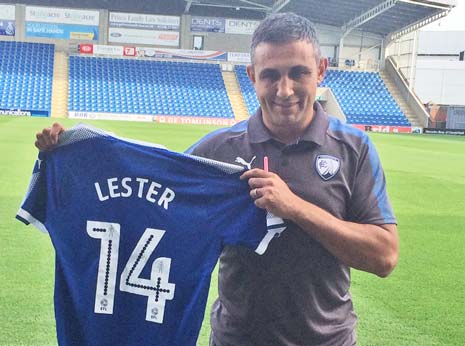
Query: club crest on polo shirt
[[315, 155, 340, 180]]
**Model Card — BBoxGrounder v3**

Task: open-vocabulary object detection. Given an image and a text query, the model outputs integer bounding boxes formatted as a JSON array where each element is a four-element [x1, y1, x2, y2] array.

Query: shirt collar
[[247, 108, 272, 144], [248, 102, 329, 146]]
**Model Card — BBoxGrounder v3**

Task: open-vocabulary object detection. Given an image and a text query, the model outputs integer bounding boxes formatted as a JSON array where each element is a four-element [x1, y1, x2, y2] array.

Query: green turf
[[351, 133, 465, 346], [1, 117, 464, 345]]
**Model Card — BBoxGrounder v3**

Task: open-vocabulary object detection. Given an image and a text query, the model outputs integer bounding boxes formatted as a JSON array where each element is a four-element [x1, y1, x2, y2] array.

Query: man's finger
[[35, 131, 45, 150], [41, 128, 55, 147], [240, 168, 271, 180], [34, 123, 66, 151], [247, 177, 273, 189], [34, 139, 43, 151], [51, 123, 65, 142]]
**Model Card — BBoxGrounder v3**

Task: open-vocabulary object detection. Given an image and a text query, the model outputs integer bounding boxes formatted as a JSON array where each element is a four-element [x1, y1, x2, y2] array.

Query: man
[[36, 13, 398, 346], [186, 13, 398, 346]]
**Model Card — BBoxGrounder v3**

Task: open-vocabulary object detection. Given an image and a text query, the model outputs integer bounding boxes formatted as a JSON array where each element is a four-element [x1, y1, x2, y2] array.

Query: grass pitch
[[1, 116, 464, 345]]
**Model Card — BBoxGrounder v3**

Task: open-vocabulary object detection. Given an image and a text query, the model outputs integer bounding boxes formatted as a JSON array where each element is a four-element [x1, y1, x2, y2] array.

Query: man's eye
[[261, 71, 279, 81], [290, 69, 310, 80]]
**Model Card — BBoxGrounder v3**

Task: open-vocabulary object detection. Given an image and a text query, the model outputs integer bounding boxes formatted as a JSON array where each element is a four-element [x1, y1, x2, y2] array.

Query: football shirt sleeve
[[201, 173, 286, 255], [348, 135, 396, 225], [16, 152, 53, 233]]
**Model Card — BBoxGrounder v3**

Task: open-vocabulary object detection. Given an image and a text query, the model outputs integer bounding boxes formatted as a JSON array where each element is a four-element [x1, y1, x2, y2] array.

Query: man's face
[[247, 40, 327, 141]]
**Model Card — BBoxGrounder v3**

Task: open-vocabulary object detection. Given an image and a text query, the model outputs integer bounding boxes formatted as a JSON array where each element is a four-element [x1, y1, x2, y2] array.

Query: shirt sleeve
[[16, 152, 51, 233], [201, 170, 286, 255], [347, 135, 397, 225], [188, 137, 287, 255]]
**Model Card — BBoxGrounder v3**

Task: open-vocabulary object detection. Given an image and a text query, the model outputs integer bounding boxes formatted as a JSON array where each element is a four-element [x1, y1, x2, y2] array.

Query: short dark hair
[[250, 12, 321, 64]]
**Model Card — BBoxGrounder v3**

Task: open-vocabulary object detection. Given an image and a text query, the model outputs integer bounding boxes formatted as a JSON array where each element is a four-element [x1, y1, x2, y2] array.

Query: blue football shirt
[[16, 124, 285, 346]]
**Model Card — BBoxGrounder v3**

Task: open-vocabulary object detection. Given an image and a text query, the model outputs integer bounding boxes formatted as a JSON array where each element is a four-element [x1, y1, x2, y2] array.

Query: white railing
[[385, 56, 430, 127]]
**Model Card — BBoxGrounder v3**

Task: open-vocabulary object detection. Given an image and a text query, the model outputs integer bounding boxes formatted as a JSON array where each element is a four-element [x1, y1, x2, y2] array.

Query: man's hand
[[240, 168, 300, 219], [241, 168, 399, 277], [35, 123, 65, 151]]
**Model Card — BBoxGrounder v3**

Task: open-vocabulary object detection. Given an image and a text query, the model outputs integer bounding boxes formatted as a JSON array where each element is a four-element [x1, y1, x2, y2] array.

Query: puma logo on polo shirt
[[235, 156, 256, 170]]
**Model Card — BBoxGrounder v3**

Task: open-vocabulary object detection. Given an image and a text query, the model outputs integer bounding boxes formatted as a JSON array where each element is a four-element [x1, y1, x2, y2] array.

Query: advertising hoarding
[[92, 45, 124, 56], [225, 19, 259, 35], [109, 12, 179, 31], [26, 22, 98, 40], [25, 6, 99, 40], [108, 28, 179, 46], [0, 108, 49, 117], [79, 43, 94, 54], [191, 16, 225, 33], [0, 4, 16, 36], [352, 124, 412, 133], [77, 44, 244, 62], [109, 12, 180, 46], [191, 17, 259, 35], [26, 6, 99, 25], [136, 47, 227, 60], [69, 111, 153, 122], [227, 52, 251, 63]]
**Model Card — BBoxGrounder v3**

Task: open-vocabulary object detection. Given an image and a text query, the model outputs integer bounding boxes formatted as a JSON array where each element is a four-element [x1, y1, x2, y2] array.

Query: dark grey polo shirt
[[186, 102, 396, 346]]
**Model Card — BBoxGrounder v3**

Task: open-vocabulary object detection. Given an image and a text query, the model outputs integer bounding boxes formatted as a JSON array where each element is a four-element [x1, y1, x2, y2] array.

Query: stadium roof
[[4, 0, 457, 39]]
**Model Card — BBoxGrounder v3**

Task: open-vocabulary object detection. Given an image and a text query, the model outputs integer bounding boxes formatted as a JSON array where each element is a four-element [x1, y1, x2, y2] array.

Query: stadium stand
[[68, 57, 234, 118], [0, 41, 54, 114], [234, 64, 410, 126], [321, 70, 411, 126], [0, 28, 417, 127], [234, 65, 260, 116], [0, 0, 453, 128]]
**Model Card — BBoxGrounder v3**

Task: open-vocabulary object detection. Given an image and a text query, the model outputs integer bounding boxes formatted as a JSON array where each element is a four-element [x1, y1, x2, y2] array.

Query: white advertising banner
[[153, 115, 236, 126], [26, 6, 99, 25], [93, 45, 124, 56], [69, 111, 154, 122], [225, 19, 259, 35], [0, 4, 15, 20], [0, 4, 16, 36], [227, 52, 251, 63], [136, 47, 228, 60], [109, 12, 180, 31], [108, 27, 179, 46]]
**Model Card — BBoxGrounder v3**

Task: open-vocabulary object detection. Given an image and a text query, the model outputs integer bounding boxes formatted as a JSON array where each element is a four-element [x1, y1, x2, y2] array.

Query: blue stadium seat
[[321, 69, 410, 126], [68, 56, 234, 118], [0, 41, 54, 113], [234, 65, 260, 116]]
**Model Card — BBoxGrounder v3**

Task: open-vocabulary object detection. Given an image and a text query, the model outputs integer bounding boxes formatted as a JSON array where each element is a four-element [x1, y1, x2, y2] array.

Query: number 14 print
[[87, 221, 176, 324]]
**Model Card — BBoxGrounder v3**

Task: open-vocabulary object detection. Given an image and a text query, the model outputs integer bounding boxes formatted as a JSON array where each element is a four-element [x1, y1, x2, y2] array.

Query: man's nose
[[276, 77, 294, 99]]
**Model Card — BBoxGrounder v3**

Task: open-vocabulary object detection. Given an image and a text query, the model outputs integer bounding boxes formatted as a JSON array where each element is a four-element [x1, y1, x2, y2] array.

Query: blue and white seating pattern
[[0, 41, 54, 112], [235, 64, 410, 126], [321, 70, 410, 126], [0, 41, 410, 126], [234, 65, 260, 115], [69, 57, 234, 118]]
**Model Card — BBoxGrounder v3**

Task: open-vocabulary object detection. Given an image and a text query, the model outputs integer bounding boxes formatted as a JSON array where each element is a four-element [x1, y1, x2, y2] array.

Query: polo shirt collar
[[247, 102, 329, 146], [247, 108, 273, 144]]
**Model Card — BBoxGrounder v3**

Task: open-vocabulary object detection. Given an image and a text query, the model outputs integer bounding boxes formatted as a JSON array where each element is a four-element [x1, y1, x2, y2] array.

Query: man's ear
[[317, 57, 328, 84], [246, 64, 256, 84]]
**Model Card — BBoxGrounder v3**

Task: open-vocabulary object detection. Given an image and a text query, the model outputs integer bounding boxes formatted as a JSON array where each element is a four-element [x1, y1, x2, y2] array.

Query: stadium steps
[[379, 70, 422, 126], [221, 71, 249, 121], [51, 52, 68, 118]]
